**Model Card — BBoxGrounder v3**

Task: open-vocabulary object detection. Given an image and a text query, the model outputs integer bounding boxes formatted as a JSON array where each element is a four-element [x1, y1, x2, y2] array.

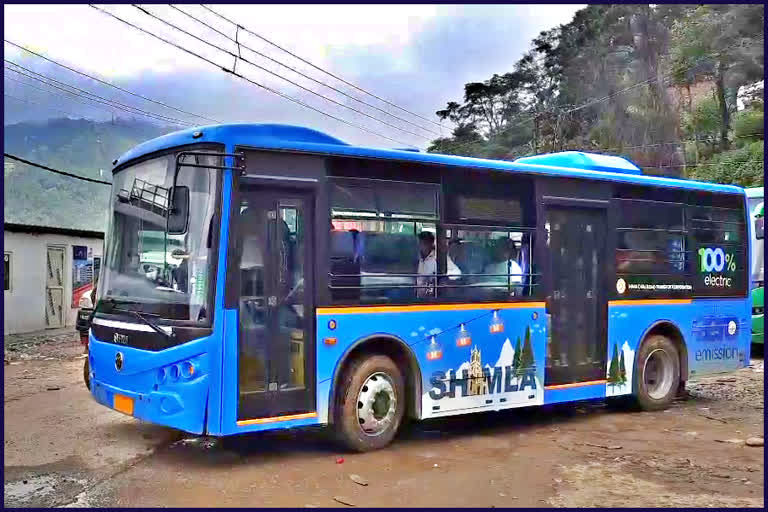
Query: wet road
[[4, 343, 765, 508]]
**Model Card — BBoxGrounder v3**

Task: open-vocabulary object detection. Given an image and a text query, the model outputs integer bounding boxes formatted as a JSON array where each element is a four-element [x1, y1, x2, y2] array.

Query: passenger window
[[328, 178, 439, 304], [686, 201, 747, 296], [614, 199, 687, 276], [442, 229, 536, 300]]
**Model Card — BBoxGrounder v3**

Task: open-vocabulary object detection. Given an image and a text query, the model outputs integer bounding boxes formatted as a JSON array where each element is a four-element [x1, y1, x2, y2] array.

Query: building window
[[4, 252, 10, 292]]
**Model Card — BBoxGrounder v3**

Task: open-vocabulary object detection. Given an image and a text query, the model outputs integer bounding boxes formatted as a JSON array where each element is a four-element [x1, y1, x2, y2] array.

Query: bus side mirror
[[755, 215, 764, 240], [168, 186, 190, 235]]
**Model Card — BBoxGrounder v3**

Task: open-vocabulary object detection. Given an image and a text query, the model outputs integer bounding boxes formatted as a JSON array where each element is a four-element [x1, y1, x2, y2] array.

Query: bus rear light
[[170, 364, 180, 381], [157, 367, 167, 384], [323, 337, 337, 345]]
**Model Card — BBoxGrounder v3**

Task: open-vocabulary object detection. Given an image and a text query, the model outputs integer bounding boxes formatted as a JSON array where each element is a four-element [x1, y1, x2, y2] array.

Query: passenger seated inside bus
[[417, 231, 461, 298], [446, 232, 528, 300], [483, 238, 524, 295], [330, 226, 420, 303]]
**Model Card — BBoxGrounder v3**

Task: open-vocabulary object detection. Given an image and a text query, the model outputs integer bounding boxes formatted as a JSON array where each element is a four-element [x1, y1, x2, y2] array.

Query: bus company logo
[[113, 332, 129, 345], [616, 278, 627, 295], [114, 352, 124, 371], [697, 246, 735, 288]]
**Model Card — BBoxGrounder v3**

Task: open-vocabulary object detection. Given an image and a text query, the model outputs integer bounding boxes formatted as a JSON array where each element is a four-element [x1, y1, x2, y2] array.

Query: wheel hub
[[356, 372, 396, 436], [643, 348, 674, 400]]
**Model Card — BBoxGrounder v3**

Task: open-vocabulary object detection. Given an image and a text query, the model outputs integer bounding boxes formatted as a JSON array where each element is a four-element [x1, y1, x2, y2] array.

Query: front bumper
[[88, 336, 211, 435]]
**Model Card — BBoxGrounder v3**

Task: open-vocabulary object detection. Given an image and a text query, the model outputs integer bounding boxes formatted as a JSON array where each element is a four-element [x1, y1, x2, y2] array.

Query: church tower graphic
[[468, 346, 489, 396]]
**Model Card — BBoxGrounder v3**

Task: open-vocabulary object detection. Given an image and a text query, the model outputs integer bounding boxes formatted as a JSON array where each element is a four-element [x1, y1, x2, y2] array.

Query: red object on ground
[[336, 457, 344, 464]]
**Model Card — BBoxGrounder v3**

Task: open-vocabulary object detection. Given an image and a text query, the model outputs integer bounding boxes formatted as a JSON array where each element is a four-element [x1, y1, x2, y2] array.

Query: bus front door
[[544, 204, 609, 387], [235, 186, 315, 421]]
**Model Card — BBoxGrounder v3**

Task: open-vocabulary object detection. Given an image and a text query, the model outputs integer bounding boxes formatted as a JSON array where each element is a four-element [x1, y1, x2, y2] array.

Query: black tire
[[83, 357, 91, 391], [633, 334, 680, 411], [333, 354, 405, 452]]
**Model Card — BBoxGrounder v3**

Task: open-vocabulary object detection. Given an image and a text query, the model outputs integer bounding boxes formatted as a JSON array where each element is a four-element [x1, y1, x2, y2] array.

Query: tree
[[519, 326, 535, 374], [618, 348, 627, 386], [688, 140, 764, 187], [427, 4, 763, 179], [435, 73, 528, 139], [668, 4, 765, 150], [512, 336, 522, 373], [608, 343, 620, 387]]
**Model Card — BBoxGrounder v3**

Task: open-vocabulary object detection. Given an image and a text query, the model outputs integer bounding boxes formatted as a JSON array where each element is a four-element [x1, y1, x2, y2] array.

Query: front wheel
[[633, 334, 680, 411], [334, 354, 405, 452]]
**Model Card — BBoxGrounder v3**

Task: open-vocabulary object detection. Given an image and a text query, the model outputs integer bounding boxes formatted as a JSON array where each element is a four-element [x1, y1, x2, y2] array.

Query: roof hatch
[[514, 151, 643, 175]]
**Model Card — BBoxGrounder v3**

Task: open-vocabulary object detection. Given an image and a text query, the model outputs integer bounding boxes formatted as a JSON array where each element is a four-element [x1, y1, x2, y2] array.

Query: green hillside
[[4, 118, 174, 232]]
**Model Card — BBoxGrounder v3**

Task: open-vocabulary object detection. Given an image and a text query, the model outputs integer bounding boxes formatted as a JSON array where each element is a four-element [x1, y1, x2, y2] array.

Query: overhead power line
[[169, 4, 439, 137], [5, 72, 125, 118], [4, 39, 221, 124], [89, 4, 413, 147], [4, 60, 191, 126], [4, 153, 111, 185], [4, 92, 90, 119], [199, 3, 443, 129], [131, 4, 428, 142]]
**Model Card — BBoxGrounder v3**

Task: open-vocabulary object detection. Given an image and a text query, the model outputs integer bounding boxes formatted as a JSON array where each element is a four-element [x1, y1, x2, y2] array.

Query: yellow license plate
[[114, 394, 134, 415]]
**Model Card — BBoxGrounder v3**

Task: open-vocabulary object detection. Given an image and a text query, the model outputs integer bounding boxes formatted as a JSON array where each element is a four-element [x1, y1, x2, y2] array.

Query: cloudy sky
[[4, 4, 584, 148]]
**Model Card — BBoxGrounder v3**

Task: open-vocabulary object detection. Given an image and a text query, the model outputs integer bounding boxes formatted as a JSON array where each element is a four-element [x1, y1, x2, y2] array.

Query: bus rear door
[[542, 197, 610, 388]]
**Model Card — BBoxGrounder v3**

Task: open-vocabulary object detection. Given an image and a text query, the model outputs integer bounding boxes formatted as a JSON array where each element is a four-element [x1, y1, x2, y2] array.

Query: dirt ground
[[4, 334, 765, 508]]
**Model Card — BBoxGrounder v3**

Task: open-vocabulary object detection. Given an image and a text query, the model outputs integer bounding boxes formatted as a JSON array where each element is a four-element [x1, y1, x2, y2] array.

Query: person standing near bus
[[417, 231, 460, 298]]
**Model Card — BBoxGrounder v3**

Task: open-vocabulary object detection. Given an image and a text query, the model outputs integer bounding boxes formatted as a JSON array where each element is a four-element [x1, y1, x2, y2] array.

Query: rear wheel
[[633, 334, 680, 411], [334, 354, 405, 452]]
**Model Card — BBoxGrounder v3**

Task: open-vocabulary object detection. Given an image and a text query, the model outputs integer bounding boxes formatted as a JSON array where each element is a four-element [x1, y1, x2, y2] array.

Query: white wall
[[4, 231, 103, 335]]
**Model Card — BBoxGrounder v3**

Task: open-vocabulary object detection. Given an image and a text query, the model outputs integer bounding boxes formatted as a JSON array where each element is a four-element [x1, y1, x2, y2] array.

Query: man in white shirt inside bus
[[484, 238, 524, 296], [417, 231, 461, 298]]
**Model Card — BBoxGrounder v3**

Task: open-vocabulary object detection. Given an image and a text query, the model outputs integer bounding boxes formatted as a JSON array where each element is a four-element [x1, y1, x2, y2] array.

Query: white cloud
[[4, 4, 585, 147]]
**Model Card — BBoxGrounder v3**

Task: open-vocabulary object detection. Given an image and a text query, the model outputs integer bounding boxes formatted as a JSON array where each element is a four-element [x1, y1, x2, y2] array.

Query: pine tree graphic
[[618, 348, 627, 386], [608, 343, 620, 387], [512, 336, 522, 374], [519, 326, 534, 375]]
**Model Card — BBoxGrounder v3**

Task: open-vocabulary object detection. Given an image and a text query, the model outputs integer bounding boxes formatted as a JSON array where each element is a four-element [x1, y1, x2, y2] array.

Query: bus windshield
[[99, 151, 219, 323]]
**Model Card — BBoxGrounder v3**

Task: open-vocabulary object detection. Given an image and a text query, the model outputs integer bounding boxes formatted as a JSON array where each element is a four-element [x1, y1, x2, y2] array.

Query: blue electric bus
[[89, 124, 753, 451]]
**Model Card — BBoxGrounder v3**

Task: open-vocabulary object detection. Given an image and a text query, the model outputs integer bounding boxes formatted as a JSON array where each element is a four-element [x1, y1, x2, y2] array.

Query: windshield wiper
[[99, 297, 174, 343]]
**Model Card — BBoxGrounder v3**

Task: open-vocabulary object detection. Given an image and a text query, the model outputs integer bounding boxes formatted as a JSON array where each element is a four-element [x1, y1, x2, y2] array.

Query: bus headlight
[[181, 361, 195, 378]]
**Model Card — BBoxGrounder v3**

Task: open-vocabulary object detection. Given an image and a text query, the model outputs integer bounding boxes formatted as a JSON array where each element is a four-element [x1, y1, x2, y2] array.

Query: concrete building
[[4, 223, 103, 335]]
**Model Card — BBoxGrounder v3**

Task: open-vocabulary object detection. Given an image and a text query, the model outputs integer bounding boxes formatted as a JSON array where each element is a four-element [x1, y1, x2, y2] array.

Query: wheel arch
[[328, 334, 422, 424]]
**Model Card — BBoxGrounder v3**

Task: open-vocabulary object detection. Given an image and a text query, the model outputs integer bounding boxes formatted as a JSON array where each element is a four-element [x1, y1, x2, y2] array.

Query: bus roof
[[115, 123, 746, 195]]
